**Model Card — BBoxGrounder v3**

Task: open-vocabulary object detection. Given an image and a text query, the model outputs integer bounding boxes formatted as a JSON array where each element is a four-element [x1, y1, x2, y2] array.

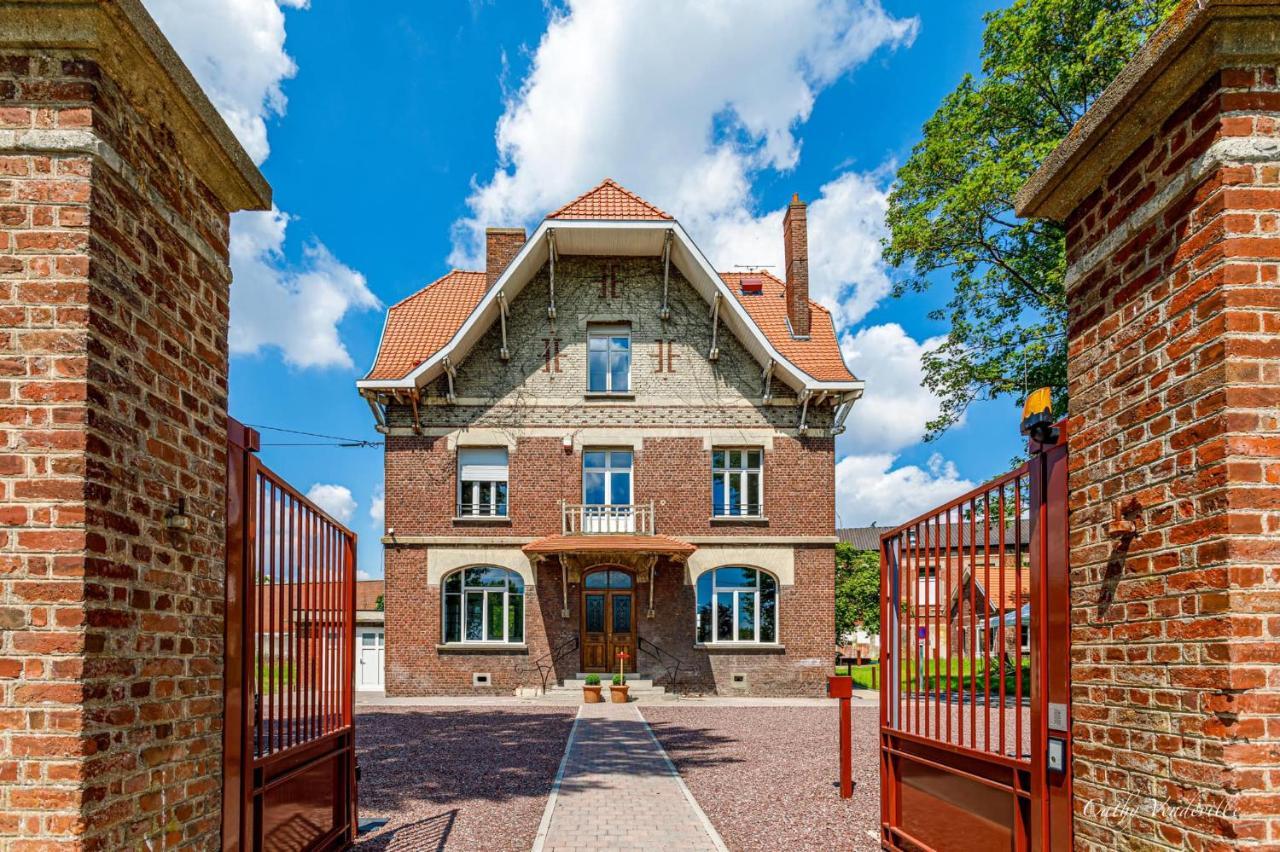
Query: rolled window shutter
[[459, 447, 508, 481]]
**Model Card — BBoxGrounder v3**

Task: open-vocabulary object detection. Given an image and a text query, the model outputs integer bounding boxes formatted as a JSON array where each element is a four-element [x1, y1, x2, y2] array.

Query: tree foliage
[[884, 0, 1179, 439], [835, 542, 881, 642]]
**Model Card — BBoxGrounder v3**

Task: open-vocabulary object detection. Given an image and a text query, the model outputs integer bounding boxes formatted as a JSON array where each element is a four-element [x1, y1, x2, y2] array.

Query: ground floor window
[[442, 567, 524, 644], [695, 567, 777, 644]]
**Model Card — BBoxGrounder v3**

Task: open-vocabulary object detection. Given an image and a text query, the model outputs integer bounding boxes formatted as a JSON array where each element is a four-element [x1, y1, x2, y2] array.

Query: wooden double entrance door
[[580, 568, 637, 673]]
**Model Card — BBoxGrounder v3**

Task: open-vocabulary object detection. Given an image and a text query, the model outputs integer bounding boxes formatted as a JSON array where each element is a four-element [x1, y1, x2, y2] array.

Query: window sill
[[436, 643, 528, 654], [452, 516, 512, 525], [709, 516, 769, 524], [694, 643, 785, 653], [583, 392, 635, 401]]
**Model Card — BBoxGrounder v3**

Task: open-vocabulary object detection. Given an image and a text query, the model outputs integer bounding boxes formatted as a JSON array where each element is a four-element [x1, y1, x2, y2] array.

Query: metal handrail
[[530, 634, 579, 695], [637, 636, 684, 689], [560, 500, 655, 535]]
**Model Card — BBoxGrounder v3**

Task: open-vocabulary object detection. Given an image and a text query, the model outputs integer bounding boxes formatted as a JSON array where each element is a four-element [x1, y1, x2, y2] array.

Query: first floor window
[[442, 567, 524, 643], [695, 567, 777, 644], [458, 447, 508, 517], [712, 448, 762, 517]]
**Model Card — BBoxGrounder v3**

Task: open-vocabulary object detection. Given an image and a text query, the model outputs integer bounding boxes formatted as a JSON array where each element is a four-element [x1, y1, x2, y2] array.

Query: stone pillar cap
[[1016, 0, 1280, 221], [0, 0, 271, 212]]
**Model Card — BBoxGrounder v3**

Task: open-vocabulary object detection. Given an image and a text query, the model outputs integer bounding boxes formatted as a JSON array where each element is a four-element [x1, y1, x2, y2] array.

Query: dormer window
[[740, 277, 764, 295], [587, 324, 630, 393]]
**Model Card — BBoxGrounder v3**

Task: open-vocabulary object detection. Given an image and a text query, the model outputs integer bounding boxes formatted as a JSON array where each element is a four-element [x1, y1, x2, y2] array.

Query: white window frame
[[587, 324, 631, 393], [441, 567, 524, 645], [695, 567, 779, 645], [582, 448, 634, 532], [457, 447, 509, 517], [711, 447, 764, 518]]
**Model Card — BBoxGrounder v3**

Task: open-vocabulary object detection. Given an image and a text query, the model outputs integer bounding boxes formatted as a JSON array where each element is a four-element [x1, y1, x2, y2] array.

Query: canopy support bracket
[[497, 291, 510, 360], [761, 359, 774, 403]]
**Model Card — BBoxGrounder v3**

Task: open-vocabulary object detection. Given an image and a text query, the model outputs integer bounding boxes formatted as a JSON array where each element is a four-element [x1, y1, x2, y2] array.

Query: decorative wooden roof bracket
[[798, 389, 813, 433], [362, 390, 388, 434], [408, 388, 423, 434], [497, 290, 510, 361], [709, 292, 721, 361], [546, 229, 558, 320], [833, 392, 855, 435], [659, 229, 673, 321], [442, 357, 457, 403], [761, 358, 775, 402]]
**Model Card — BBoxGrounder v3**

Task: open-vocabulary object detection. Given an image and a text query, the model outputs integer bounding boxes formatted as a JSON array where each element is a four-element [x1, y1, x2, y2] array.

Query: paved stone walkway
[[532, 702, 727, 852]]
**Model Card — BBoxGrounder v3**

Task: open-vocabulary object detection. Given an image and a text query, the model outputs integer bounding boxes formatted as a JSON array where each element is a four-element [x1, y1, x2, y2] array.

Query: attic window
[[740, 277, 764, 295]]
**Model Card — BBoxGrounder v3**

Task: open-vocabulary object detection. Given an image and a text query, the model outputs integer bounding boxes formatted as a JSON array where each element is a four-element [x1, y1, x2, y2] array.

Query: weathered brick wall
[[0, 15, 263, 848], [1062, 66, 1280, 849]]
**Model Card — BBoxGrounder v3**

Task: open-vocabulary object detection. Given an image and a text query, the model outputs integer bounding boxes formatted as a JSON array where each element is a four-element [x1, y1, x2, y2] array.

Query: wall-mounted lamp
[[562, 435, 573, 452], [165, 497, 191, 531]]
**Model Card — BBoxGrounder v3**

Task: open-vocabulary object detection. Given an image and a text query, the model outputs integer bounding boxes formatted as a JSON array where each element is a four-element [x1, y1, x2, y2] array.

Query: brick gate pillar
[[0, 2, 269, 849], [1016, 1, 1280, 848]]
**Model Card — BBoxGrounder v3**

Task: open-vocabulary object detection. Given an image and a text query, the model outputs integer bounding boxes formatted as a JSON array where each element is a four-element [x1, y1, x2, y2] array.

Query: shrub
[[584, 673, 601, 686], [612, 673, 625, 686]]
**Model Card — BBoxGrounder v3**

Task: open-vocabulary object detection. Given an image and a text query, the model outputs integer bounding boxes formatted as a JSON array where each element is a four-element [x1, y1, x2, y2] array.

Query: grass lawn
[[836, 658, 1031, 695], [255, 661, 295, 692]]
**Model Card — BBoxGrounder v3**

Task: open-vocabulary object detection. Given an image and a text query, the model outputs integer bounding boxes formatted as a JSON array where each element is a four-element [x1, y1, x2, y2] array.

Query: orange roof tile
[[363, 270, 487, 381], [522, 534, 696, 557], [720, 271, 856, 382], [547, 178, 672, 220]]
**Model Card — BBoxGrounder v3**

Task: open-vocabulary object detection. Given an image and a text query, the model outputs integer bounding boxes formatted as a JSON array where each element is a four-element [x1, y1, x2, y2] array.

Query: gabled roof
[[364, 271, 487, 381], [547, 178, 672, 220], [722, 271, 854, 382], [359, 180, 864, 400]]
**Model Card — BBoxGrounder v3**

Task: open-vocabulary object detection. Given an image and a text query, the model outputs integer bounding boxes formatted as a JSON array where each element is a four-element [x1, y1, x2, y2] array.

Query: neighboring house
[[255, 578, 385, 690], [357, 179, 864, 696]]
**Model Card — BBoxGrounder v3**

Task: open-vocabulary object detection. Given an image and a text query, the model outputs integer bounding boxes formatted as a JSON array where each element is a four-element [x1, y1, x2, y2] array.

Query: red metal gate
[[224, 418, 358, 851], [879, 425, 1069, 851]]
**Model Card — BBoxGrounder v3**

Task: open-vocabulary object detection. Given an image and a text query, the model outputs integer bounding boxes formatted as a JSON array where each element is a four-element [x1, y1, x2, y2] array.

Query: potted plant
[[582, 673, 603, 703], [610, 650, 630, 703]]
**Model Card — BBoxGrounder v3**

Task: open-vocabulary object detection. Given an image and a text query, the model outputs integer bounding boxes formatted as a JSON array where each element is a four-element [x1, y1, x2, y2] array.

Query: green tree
[[884, 0, 1179, 439], [835, 542, 881, 642], [375, 594, 384, 612]]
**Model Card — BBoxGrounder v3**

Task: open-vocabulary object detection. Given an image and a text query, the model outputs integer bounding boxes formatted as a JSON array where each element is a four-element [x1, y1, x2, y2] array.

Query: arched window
[[442, 567, 525, 644], [695, 567, 777, 644]]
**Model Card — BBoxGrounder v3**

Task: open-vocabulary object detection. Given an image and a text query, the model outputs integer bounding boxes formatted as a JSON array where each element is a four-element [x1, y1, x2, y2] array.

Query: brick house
[[356, 180, 863, 696]]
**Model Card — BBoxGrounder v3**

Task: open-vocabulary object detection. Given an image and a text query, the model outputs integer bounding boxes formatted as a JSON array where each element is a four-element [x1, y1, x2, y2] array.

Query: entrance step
[[562, 677, 655, 690], [528, 678, 675, 703]]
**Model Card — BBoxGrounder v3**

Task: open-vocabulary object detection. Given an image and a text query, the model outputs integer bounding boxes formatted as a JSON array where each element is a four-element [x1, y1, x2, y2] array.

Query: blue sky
[[146, 0, 1022, 579]]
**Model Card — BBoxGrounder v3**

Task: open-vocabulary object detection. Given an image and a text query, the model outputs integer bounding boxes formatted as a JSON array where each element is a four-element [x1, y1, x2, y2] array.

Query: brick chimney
[[486, 227, 526, 288], [782, 193, 810, 337]]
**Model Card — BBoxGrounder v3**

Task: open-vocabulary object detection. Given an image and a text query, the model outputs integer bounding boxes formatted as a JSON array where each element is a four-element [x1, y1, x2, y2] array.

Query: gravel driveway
[[354, 706, 576, 851], [643, 705, 880, 852]]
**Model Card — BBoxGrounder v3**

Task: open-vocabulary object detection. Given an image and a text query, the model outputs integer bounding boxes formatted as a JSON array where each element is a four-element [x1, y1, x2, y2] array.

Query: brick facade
[[379, 252, 841, 697], [1016, 3, 1280, 847], [0, 4, 268, 849]]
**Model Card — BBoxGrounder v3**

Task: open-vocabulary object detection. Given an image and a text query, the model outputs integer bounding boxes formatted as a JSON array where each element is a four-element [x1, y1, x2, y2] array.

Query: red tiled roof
[[363, 270, 487, 381], [547, 178, 672, 220], [522, 534, 696, 557], [720, 270, 856, 382]]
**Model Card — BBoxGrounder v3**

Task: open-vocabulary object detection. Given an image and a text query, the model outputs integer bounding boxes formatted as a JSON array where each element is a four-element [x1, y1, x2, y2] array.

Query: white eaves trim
[[355, 218, 865, 400]]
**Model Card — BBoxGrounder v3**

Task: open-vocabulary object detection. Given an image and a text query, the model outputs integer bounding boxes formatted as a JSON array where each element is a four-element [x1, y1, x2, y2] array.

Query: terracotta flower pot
[[582, 685, 603, 704], [609, 684, 629, 703]]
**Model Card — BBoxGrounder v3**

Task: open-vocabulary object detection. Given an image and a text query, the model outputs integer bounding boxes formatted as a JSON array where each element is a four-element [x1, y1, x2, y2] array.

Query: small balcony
[[561, 501, 655, 535]]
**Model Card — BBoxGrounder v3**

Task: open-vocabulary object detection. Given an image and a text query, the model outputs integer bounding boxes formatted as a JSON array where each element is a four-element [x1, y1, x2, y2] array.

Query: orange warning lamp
[[1020, 387, 1057, 444]]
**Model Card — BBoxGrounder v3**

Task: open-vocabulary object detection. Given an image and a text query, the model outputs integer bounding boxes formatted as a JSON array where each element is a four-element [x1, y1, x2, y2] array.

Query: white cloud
[[835, 452, 973, 528], [450, 0, 917, 327], [369, 486, 385, 529], [306, 483, 356, 525], [229, 208, 379, 369], [834, 323, 974, 526], [144, 0, 376, 370], [143, 0, 308, 166], [357, 569, 375, 581]]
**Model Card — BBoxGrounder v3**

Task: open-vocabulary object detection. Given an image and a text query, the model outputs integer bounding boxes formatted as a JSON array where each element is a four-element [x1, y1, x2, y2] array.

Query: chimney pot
[[486, 227, 526, 289], [783, 194, 810, 337]]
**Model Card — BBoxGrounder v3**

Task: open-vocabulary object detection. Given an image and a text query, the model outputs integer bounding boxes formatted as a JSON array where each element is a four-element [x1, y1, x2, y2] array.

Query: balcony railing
[[561, 501, 655, 535]]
